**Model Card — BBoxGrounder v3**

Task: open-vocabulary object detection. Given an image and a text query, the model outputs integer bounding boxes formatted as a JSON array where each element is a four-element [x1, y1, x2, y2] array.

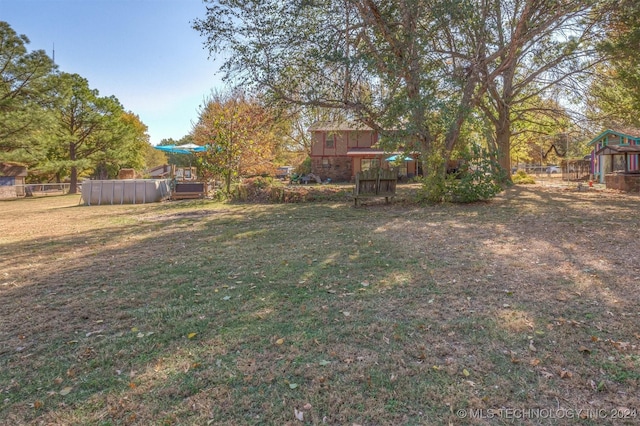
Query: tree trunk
[[69, 142, 78, 194], [225, 170, 232, 194], [495, 112, 512, 181], [69, 166, 78, 194]]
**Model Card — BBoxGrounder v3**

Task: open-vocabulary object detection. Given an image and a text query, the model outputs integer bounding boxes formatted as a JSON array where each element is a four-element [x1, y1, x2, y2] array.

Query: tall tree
[[587, 0, 640, 128], [599, 0, 640, 108], [587, 64, 640, 129], [195, 0, 603, 198], [0, 21, 56, 162], [192, 90, 286, 193], [475, 0, 600, 177], [90, 111, 149, 180], [45, 73, 141, 193], [194, 0, 486, 199]]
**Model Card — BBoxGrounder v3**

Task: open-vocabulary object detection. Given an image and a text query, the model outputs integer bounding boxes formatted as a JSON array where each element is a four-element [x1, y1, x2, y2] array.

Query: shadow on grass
[[1, 188, 639, 424]]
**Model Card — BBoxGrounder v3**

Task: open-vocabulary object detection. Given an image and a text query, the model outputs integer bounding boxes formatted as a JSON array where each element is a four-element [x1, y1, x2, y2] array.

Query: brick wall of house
[[311, 156, 352, 182]]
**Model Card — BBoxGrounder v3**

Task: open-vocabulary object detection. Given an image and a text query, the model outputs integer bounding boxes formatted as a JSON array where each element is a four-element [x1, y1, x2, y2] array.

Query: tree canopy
[[0, 21, 156, 191], [0, 21, 56, 160], [192, 90, 288, 193], [195, 0, 604, 198]]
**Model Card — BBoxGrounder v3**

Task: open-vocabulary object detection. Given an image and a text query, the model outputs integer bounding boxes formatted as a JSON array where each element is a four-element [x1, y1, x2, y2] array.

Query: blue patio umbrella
[[154, 143, 209, 172], [385, 154, 414, 162], [154, 143, 207, 154]]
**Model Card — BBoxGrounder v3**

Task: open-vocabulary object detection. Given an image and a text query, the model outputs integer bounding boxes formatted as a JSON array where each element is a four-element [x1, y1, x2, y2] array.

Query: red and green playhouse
[[588, 128, 640, 191]]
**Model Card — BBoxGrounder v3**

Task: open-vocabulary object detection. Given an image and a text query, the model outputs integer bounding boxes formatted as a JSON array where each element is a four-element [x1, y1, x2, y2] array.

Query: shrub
[[418, 145, 505, 203], [296, 157, 312, 175], [416, 150, 447, 203], [512, 170, 536, 184]]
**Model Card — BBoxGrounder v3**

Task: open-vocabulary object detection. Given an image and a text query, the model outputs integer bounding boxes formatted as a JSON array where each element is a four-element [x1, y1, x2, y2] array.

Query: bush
[[418, 145, 505, 203], [416, 150, 447, 203], [231, 177, 351, 204], [512, 170, 536, 184], [296, 157, 312, 175]]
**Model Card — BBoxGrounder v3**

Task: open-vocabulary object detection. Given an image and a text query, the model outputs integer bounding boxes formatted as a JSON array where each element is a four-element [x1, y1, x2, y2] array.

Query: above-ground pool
[[81, 179, 171, 205]]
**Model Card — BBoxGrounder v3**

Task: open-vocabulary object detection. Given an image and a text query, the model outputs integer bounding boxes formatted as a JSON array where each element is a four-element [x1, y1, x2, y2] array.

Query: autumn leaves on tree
[[192, 91, 288, 193]]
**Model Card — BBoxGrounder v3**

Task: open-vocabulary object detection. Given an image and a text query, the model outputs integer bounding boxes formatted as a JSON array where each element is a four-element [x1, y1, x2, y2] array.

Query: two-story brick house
[[308, 121, 418, 182]]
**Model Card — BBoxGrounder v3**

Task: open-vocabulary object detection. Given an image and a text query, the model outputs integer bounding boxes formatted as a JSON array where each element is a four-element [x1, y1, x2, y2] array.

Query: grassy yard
[[1, 185, 639, 425]]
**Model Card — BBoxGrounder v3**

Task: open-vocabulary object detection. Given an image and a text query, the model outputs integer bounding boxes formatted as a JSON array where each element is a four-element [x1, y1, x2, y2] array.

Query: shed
[[594, 144, 640, 192], [587, 128, 640, 182], [0, 162, 28, 199]]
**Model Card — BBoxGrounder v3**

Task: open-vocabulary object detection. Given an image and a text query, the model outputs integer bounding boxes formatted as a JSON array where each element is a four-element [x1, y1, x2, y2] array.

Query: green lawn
[[1, 187, 639, 425]]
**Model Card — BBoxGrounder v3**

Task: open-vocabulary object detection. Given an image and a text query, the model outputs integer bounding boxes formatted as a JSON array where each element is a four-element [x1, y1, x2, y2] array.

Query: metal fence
[[18, 183, 72, 197], [0, 183, 70, 199]]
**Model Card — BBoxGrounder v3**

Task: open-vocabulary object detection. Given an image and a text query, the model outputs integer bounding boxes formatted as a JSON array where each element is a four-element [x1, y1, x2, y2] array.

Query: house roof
[[0, 162, 27, 177], [587, 129, 640, 146], [346, 148, 387, 156], [308, 121, 374, 132], [594, 145, 640, 156]]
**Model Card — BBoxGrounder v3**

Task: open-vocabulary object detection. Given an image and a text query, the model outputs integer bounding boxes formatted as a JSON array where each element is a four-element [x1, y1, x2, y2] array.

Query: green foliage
[[418, 145, 504, 203], [587, 65, 640, 128], [42, 73, 145, 191], [597, 0, 640, 114], [512, 170, 536, 184], [0, 21, 56, 163], [296, 156, 311, 175], [244, 176, 278, 190], [194, 1, 599, 202], [143, 142, 168, 172], [445, 145, 505, 203], [1, 22, 150, 187], [416, 149, 447, 203]]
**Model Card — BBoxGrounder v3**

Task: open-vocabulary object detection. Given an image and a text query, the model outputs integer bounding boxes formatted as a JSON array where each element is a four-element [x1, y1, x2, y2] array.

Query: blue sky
[[1, 0, 225, 145]]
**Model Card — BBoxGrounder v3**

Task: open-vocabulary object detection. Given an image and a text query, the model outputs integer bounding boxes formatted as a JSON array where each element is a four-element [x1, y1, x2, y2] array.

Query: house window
[[361, 158, 379, 171], [322, 158, 330, 168], [325, 134, 335, 149]]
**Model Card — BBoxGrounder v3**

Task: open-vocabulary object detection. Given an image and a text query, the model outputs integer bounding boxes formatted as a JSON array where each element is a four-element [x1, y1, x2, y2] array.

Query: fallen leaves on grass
[[59, 387, 73, 396], [559, 370, 573, 379], [608, 340, 632, 351], [578, 346, 591, 354]]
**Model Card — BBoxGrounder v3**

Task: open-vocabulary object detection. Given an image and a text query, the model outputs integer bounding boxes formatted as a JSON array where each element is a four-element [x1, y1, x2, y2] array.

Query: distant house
[[588, 129, 640, 183], [308, 121, 419, 182], [0, 162, 27, 199]]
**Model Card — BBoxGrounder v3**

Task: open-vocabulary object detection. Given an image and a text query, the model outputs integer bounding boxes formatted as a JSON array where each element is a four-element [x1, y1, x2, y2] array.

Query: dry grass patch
[[1, 186, 639, 425]]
